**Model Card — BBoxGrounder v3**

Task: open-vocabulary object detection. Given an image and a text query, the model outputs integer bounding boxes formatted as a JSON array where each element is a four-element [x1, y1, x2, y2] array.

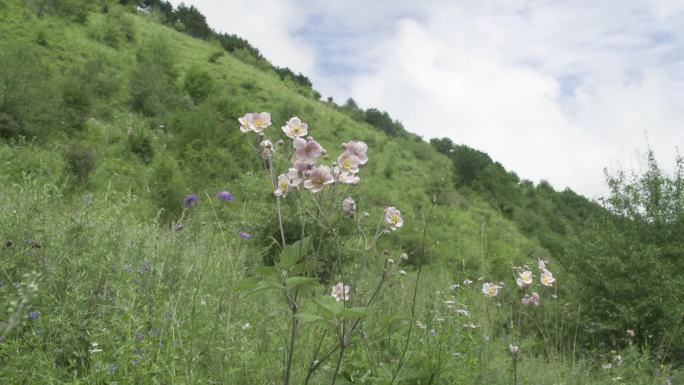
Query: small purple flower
[[238, 231, 252, 239], [183, 194, 199, 207], [216, 191, 233, 201], [28, 310, 40, 320]]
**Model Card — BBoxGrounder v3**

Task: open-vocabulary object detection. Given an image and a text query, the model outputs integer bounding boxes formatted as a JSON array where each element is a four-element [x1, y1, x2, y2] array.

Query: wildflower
[[238, 113, 253, 133], [450, 284, 460, 290], [303, 166, 334, 193], [456, 308, 470, 317], [251, 112, 271, 133], [28, 310, 40, 320], [282, 117, 308, 139], [260, 139, 275, 159], [384, 207, 404, 230], [333, 166, 360, 185], [341, 141, 369, 164], [509, 344, 520, 357], [537, 258, 545, 270], [602, 363, 612, 370], [521, 292, 540, 306], [174, 223, 184, 232], [336, 152, 361, 174], [387, 258, 395, 264], [482, 282, 501, 298], [398, 270, 406, 276], [183, 194, 199, 207], [516, 270, 533, 288], [463, 279, 473, 285], [331, 282, 350, 302], [416, 320, 427, 329], [615, 354, 623, 366], [463, 323, 479, 329], [274, 174, 291, 197], [294, 137, 324, 164], [238, 231, 252, 239], [540, 269, 556, 287], [342, 197, 356, 217], [241, 322, 251, 330], [216, 191, 233, 201], [627, 329, 635, 337], [435, 317, 445, 322], [400, 253, 409, 261], [287, 160, 309, 187], [444, 299, 456, 306]]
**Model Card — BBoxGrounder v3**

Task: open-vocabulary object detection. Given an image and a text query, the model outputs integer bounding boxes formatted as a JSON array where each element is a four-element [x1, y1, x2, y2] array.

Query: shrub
[[127, 127, 154, 163], [0, 42, 58, 139], [149, 154, 184, 221], [183, 66, 213, 104], [61, 77, 92, 131], [130, 35, 182, 117], [64, 144, 95, 185], [90, 8, 135, 48]]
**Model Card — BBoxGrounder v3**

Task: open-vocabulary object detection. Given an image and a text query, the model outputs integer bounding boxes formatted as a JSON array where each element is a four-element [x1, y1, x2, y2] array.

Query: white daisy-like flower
[[384, 207, 403, 230], [331, 282, 350, 302], [274, 174, 291, 197], [516, 270, 533, 288], [281, 116, 308, 139], [540, 269, 556, 287], [482, 282, 501, 298]]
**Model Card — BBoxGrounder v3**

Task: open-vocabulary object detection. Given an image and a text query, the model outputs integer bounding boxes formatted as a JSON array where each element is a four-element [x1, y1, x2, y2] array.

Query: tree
[[173, 3, 212, 39]]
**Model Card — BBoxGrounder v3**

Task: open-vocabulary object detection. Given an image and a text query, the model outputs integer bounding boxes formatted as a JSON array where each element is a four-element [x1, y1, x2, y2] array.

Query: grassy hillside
[[1, 1, 682, 384]]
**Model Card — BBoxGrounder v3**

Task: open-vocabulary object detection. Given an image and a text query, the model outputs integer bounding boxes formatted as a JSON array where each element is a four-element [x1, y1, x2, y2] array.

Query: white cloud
[[170, 0, 684, 198]]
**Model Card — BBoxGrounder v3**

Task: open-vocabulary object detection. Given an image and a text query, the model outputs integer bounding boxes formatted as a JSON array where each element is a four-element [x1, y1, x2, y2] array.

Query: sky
[[169, 0, 684, 199]]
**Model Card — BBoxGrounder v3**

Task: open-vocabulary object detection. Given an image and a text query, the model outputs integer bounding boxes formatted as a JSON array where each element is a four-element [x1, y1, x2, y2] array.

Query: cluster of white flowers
[[238, 113, 370, 196]]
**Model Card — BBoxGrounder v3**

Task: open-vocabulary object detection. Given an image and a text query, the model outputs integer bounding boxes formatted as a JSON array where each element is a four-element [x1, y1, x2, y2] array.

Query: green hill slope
[[1, 1, 683, 384]]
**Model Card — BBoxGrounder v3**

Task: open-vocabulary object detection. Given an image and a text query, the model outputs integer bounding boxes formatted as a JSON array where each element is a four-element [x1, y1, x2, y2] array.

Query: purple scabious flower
[[216, 191, 233, 201], [238, 231, 252, 239], [183, 194, 199, 207], [28, 310, 40, 320]]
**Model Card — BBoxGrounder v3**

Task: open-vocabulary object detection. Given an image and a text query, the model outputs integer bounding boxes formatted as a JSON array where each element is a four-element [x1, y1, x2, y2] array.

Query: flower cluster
[[514, 258, 557, 306], [238, 113, 371, 196], [239, 112, 272, 134]]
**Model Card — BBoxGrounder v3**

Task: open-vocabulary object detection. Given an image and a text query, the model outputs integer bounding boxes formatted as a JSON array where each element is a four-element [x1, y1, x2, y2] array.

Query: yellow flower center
[[254, 119, 264, 128], [390, 214, 400, 224], [341, 158, 353, 170], [292, 125, 301, 134], [279, 180, 289, 191]]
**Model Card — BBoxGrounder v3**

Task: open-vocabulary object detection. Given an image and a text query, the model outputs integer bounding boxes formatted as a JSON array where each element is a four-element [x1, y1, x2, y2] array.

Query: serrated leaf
[[234, 277, 260, 292], [278, 235, 313, 269], [289, 260, 324, 275], [248, 278, 283, 295], [295, 312, 325, 324], [285, 276, 318, 289], [256, 266, 278, 277], [315, 295, 343, 319], [340, 307, 370, 319]]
